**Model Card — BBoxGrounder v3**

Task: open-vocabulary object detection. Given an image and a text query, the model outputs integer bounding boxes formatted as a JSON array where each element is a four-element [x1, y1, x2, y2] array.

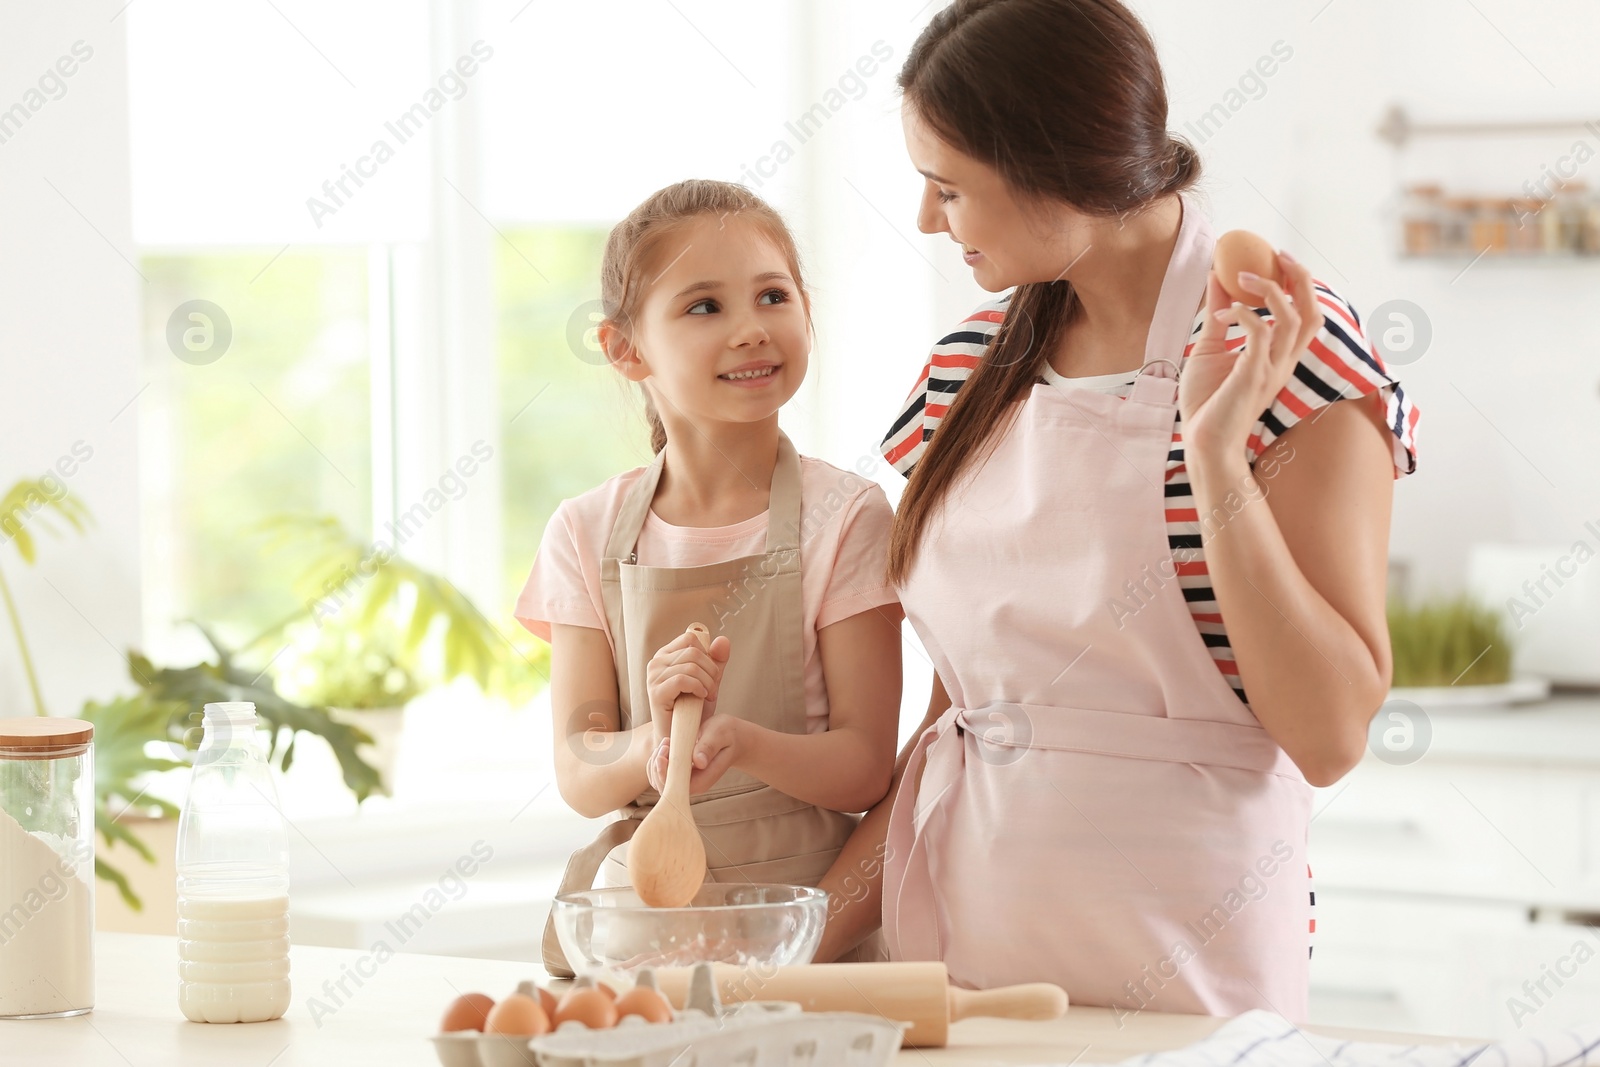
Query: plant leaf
[[95, 857, 142, 912], [131, 624, 383, 802]]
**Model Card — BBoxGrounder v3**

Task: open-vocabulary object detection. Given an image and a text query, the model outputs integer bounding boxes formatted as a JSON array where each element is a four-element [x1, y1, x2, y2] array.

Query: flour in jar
[[0, 804, 94, 1016]]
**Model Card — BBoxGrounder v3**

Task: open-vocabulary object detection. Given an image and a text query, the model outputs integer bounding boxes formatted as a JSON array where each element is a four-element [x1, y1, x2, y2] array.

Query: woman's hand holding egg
[[1179, 230, 1325, 468]]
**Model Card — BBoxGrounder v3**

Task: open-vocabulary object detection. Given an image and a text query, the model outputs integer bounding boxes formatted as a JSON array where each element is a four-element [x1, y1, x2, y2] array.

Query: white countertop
[[1388, 692, 1600, 765], [0, 933, 1463, 1067]]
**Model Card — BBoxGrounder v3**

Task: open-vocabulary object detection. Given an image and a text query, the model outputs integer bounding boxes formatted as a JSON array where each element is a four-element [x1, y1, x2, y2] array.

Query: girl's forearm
[[1187, 453, 1385, 785], [554, 723, 654, 818], [736, 723, 892, 813], [815, 670, 952, 963], [813, 787, 895, 962]]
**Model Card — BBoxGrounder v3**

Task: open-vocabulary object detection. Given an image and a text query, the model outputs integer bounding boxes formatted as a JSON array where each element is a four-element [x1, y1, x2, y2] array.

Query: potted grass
[[1386, 594, 1547, 709]]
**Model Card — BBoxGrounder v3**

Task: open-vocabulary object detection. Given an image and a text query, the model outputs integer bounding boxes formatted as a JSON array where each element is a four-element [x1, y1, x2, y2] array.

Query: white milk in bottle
[[176, 702, 291, 1023]]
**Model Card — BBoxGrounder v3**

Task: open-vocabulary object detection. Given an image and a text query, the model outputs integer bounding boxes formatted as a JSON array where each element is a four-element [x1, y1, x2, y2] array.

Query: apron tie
[[884, 703, 964, 962]]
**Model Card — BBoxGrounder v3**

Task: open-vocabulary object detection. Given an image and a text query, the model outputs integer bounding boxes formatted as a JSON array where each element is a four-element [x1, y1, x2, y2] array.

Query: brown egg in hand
[[553, 987, 619, 1029], [614, 986, 674, 1024], [440, 992, 495, 1033], [1212, 230, 1281, 305], [484, 989, 551, 1036]]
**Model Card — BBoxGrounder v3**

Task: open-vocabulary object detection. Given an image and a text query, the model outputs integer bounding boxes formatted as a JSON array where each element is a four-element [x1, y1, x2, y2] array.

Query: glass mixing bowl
[[551, 883, 828, 975]]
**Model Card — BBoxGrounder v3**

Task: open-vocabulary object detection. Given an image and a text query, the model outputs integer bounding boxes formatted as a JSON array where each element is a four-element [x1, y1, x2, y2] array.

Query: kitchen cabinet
[[1308, 694, 1600, 1037]]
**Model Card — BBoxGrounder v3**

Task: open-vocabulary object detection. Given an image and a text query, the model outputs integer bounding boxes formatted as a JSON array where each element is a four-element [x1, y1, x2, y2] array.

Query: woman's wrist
[[1184, 442, 1253, 498]]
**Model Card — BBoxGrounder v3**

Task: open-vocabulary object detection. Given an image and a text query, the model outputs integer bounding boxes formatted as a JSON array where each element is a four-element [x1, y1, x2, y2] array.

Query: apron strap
[[882, 706, 963, 963], [602, 432, 804, 563], [1147, 190, 1216, 374], [762, 432, 803, 553], [603, 451, 667, 564], [540, 816, 643, 978]]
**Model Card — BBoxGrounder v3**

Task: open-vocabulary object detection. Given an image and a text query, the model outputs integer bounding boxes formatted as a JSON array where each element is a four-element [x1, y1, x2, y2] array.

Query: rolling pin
[[652, 962, 1068, 1048]]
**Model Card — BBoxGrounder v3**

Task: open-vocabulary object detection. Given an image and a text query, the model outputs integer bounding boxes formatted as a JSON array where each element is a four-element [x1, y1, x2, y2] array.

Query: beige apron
[[541, 433, 875, 976]]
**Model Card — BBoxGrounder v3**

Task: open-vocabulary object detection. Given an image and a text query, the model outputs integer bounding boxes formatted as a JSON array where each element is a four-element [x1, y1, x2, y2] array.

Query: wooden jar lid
[[0, 717, 94, 758]]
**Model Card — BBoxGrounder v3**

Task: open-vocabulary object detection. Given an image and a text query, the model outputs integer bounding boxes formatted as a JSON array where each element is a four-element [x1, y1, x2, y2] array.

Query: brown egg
[[440, 992, 495, 1033], [553, 987, 619, 1029], [614, 986, 674, 1024], [1212, 229, 1281, 305], [536, 985, 559, 1020], [484, 991, 550, 1036], [594, 981, 618, 1002]]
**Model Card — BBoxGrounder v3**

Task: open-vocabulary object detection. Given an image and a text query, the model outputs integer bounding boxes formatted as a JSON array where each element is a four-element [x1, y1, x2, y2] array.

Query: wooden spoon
[[629, 622, 711, 908]]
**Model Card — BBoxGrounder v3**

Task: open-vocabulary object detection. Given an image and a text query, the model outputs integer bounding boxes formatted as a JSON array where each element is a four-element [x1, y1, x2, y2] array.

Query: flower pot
[[327, 705, 407, 795]]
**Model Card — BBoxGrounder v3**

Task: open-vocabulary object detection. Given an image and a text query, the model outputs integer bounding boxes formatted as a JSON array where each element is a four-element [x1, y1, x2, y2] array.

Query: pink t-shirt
[[515, 455, 903, 733]]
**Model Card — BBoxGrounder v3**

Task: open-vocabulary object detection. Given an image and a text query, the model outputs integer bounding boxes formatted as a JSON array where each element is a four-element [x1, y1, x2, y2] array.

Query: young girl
[[515, 180, 903, 975]]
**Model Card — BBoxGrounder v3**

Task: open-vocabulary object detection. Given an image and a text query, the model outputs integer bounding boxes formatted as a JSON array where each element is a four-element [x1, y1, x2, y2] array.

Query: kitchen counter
[[2, 933, 1464, 1066]]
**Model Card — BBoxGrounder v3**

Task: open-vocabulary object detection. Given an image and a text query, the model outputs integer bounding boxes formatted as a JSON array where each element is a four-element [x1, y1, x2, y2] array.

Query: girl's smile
[[717, 361, 782, 386]]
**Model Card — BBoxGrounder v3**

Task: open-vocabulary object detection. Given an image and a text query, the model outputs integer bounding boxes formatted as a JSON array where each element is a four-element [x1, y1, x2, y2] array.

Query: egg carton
[[430, 963, 906, 1067]]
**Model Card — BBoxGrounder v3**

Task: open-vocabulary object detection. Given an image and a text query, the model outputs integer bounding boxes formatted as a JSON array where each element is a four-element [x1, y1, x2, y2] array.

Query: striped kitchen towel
[[1063, 1010, 1600, 1067]]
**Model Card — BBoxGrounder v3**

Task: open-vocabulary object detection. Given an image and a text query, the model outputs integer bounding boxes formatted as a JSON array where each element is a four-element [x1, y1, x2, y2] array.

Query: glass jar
[[1583, 197, 1600, 255], [1509, 198, 1544, 253], [1401, 184, 1443, 255], [1557, 181, 1588, 252], [1439, 197, 1474, 254], [1540, 189, 1565, 253], [0, 718, 95, 1018], [1468, 199, 1510, 254]]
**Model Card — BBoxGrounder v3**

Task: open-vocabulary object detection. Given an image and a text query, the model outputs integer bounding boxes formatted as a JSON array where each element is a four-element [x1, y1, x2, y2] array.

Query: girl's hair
[[886, 0, 1201, 585], [599, 179, 812, 454]]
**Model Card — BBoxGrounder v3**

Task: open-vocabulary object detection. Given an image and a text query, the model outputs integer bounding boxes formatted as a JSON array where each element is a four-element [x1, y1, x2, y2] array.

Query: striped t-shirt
[[880, 282, 1421, 708]]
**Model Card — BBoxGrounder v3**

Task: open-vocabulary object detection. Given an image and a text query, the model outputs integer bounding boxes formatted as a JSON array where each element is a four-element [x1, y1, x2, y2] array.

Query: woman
[[814, 0, 1419, 1021]]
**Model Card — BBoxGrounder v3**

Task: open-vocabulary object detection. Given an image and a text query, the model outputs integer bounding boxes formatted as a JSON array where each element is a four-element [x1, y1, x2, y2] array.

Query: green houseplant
[[257, 513, 550, 706], [0, 479, 382, 908], [280, 614, 424, 794]]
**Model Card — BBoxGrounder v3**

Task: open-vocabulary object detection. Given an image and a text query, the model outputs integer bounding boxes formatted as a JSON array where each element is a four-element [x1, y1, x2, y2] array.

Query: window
[[139, 250, 373, 661], [494, 226, 649, 605]]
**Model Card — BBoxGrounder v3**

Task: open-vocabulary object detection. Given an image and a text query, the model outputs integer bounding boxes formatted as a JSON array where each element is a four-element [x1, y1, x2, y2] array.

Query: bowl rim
[[552, 883, 830, 911]]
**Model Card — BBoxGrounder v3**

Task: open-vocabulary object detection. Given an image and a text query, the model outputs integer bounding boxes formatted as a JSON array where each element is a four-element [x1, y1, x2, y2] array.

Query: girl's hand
[[646, 716, 748, 796], [1179, 249, 1325, 468], [644, 631, 732, 751]]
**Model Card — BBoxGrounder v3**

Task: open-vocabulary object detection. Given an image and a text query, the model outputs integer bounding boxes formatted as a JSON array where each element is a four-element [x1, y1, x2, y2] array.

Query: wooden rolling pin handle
[[947, 982, 1069, 1022]]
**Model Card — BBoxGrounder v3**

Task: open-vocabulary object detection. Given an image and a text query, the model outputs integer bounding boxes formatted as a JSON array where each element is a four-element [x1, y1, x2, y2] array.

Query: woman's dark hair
[[886, 0, 1201, 585]]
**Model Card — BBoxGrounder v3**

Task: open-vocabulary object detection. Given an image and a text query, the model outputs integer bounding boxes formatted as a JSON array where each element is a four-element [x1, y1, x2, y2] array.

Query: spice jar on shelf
[[1539, 191, 1565, 253], [1556, 181, 1588, 253], [1509, 198, 1544, 253], [1439, 196, 1474, 255], [1583, 195, 1600, 254], [1468, 199, 1510, 254], [1401, 183, 1443, 255]]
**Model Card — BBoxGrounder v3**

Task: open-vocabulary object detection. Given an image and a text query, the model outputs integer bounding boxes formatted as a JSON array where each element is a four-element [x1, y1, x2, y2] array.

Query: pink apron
[[882, 192, 1314, 1019]]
